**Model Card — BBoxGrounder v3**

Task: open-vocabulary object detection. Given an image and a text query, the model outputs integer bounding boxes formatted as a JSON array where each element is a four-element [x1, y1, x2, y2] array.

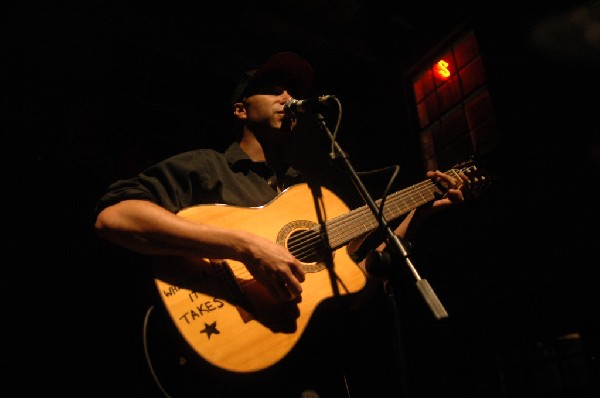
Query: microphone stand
[[311, 110, 448, 396], [312, 111, 448, 319]]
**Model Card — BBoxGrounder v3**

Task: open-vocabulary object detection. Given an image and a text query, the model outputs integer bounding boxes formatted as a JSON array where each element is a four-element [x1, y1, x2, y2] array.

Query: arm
[[392, 170, 469, 241], [95, 199, 305, 300]]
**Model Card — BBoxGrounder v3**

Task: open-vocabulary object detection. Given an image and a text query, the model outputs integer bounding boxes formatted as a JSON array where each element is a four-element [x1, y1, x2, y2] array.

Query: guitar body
[[151, 159, 490, 374], [153, 183, 367, 373]]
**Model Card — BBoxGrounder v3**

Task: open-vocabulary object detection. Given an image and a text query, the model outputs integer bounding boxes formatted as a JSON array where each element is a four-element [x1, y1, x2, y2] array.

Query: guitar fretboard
[[322, 179, 442, 249]]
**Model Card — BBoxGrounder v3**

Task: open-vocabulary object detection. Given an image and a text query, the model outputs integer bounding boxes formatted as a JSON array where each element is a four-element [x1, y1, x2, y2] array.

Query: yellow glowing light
[[434, 60, 450, 79]]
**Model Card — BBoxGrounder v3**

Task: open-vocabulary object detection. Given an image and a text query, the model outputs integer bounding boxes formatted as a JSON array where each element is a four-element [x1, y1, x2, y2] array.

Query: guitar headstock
[[447, 157, 493, 200]]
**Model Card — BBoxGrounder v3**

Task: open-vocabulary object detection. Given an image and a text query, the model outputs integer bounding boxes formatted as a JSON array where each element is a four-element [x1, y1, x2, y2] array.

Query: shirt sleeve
[[94, 151, 209, 215]]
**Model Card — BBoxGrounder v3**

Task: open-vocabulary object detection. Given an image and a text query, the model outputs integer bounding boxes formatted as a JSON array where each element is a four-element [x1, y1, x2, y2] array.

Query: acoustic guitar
[[153, 159, 488, 373]]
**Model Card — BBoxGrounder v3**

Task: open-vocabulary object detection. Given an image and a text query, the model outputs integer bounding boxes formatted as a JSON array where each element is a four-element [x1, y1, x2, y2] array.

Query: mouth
[[276, 111, 290, 120]]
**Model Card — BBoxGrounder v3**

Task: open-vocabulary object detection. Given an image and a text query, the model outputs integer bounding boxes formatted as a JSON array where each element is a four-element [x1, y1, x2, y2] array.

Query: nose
[[279, 90, 293, 102]]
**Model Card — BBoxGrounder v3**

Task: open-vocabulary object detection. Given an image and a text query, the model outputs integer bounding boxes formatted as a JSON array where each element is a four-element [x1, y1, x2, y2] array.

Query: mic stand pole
[[312, 111, 448, 397], [314, 113, 449, 320]]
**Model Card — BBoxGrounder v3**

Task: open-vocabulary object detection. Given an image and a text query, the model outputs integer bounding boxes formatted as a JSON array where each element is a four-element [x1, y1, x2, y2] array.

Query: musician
[[94, 52, 469, 397]]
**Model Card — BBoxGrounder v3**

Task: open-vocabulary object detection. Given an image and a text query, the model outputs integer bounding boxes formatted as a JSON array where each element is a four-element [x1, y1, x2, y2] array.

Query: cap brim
[[231, 52, 314, 104]]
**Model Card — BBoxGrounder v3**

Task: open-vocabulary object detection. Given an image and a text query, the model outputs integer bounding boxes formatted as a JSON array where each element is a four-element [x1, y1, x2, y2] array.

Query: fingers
[[259, 256, 305, 301], [244, 236, 307, 301], [266, 278, 295, 301], [428, 170, 466, 190], [266, 268, 303, 301], [281, 268, 303, 297], [427, 170, 466, 205], [291, 261, 306, 283]]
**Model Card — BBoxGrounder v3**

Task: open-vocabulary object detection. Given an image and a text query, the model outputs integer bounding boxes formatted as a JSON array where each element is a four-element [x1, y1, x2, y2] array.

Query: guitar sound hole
[[277, 220, 329, 273], [289, 229, 322, 263]]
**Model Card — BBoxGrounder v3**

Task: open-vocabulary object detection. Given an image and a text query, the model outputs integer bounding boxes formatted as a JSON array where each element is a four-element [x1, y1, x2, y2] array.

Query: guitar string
[[242, 165, 472, 267], [229, 180, 437, 281], [284, 179, 437, 260], [318, 164, 477, 249], [329, 164, 476, 248], [218, 167, 476, 286], [288, 179, 435, 254], [297, 164, 478, 255], [286, 179, 440, 262], [316, 179, 437, 247]]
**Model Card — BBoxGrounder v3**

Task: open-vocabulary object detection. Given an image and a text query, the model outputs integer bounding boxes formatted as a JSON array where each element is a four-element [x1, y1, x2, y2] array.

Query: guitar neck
[[324, 178, 442, 249]]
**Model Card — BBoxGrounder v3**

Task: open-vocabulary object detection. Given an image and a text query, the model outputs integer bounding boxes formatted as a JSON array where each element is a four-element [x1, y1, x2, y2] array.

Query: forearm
[[374, 197, 453, 252], [94, 199, 252, 261]]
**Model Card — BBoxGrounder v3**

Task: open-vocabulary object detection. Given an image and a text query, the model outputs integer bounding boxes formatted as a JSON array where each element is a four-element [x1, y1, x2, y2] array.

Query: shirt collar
[[225, 142, 273, 178], [224, 141, 253, 167], [225, 141, 302, 188]]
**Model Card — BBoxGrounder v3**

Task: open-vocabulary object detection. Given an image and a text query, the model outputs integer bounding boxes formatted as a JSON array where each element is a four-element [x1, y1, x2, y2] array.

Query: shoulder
[[156, 148, 230, 172], [166, 148, 226, 162]]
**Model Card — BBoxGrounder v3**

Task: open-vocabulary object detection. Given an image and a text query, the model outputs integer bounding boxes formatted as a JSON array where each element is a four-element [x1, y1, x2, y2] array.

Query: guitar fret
[[325, 180, 441, 249], [325, 160, 485, 249]]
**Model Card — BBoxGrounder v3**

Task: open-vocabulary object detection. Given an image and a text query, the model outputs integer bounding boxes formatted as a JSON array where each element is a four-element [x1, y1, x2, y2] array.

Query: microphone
[[283, 95, 335, 117]]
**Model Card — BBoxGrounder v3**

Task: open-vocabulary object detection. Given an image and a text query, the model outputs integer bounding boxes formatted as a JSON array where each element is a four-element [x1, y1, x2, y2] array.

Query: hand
[[427, 170, 470, 208], [242, 234, 306, 301], [390, 169, 473, 241]]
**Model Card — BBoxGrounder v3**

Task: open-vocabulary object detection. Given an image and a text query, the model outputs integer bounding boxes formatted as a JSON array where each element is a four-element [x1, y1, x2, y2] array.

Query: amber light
[[433, 59, 451, 79]]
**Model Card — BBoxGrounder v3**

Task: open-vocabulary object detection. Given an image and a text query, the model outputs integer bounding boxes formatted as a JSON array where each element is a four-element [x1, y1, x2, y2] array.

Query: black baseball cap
[[230, 52, 314, 105]]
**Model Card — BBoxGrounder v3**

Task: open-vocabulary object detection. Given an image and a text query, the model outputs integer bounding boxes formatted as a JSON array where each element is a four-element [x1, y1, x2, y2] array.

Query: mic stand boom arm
[[314, 112, 448, 320]]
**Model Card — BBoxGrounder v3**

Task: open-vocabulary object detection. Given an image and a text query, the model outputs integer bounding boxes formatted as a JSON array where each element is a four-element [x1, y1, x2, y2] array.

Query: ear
[[233, 102, 247, 121]]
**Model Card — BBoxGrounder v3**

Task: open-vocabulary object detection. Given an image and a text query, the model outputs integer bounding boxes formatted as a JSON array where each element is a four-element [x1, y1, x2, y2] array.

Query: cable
[[143, 305, 173, 398]]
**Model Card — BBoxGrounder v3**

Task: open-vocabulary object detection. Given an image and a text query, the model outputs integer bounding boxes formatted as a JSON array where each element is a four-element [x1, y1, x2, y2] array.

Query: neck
[[239, 129, 266, 162], [239, 127, 287, 166]]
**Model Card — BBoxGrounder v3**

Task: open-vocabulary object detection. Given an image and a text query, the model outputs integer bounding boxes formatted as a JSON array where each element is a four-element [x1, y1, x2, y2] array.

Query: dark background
[[5, 1, 599, 396]]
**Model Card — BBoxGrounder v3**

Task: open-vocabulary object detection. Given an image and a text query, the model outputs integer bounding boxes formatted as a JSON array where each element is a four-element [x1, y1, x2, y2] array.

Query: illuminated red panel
[[421, 123, 442, 170], [420, 128, 436, 159], [465, 88, 493, 129], [454, 32, 479, 69], [417, 93, 441, 128], [437, 75, 461, 113], [441, 106, 468, 143], [413, 69, 435, 102], [460, 55, 486, 95]]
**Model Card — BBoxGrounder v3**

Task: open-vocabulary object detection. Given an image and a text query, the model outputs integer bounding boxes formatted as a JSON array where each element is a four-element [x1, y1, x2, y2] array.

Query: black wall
[[6, 1, 599, 396]]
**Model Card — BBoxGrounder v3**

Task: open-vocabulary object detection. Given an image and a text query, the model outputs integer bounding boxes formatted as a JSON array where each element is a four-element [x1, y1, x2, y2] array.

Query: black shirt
[[95, 142, 304, 215]]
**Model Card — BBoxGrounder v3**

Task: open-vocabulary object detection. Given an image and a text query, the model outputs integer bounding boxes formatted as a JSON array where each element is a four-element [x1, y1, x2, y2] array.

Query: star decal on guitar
[[200, 321, 220, 340]]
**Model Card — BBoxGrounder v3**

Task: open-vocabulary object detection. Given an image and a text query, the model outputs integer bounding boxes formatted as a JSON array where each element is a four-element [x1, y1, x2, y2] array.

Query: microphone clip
[[283, 95, 336, 117]]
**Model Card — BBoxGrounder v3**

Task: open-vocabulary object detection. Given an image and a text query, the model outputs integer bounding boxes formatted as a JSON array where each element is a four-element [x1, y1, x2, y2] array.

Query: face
[[234, 84, 297, 133]]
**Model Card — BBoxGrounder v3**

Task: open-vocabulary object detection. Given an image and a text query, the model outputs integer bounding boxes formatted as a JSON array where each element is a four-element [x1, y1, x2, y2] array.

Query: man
[[94, 52, 469, 397]]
